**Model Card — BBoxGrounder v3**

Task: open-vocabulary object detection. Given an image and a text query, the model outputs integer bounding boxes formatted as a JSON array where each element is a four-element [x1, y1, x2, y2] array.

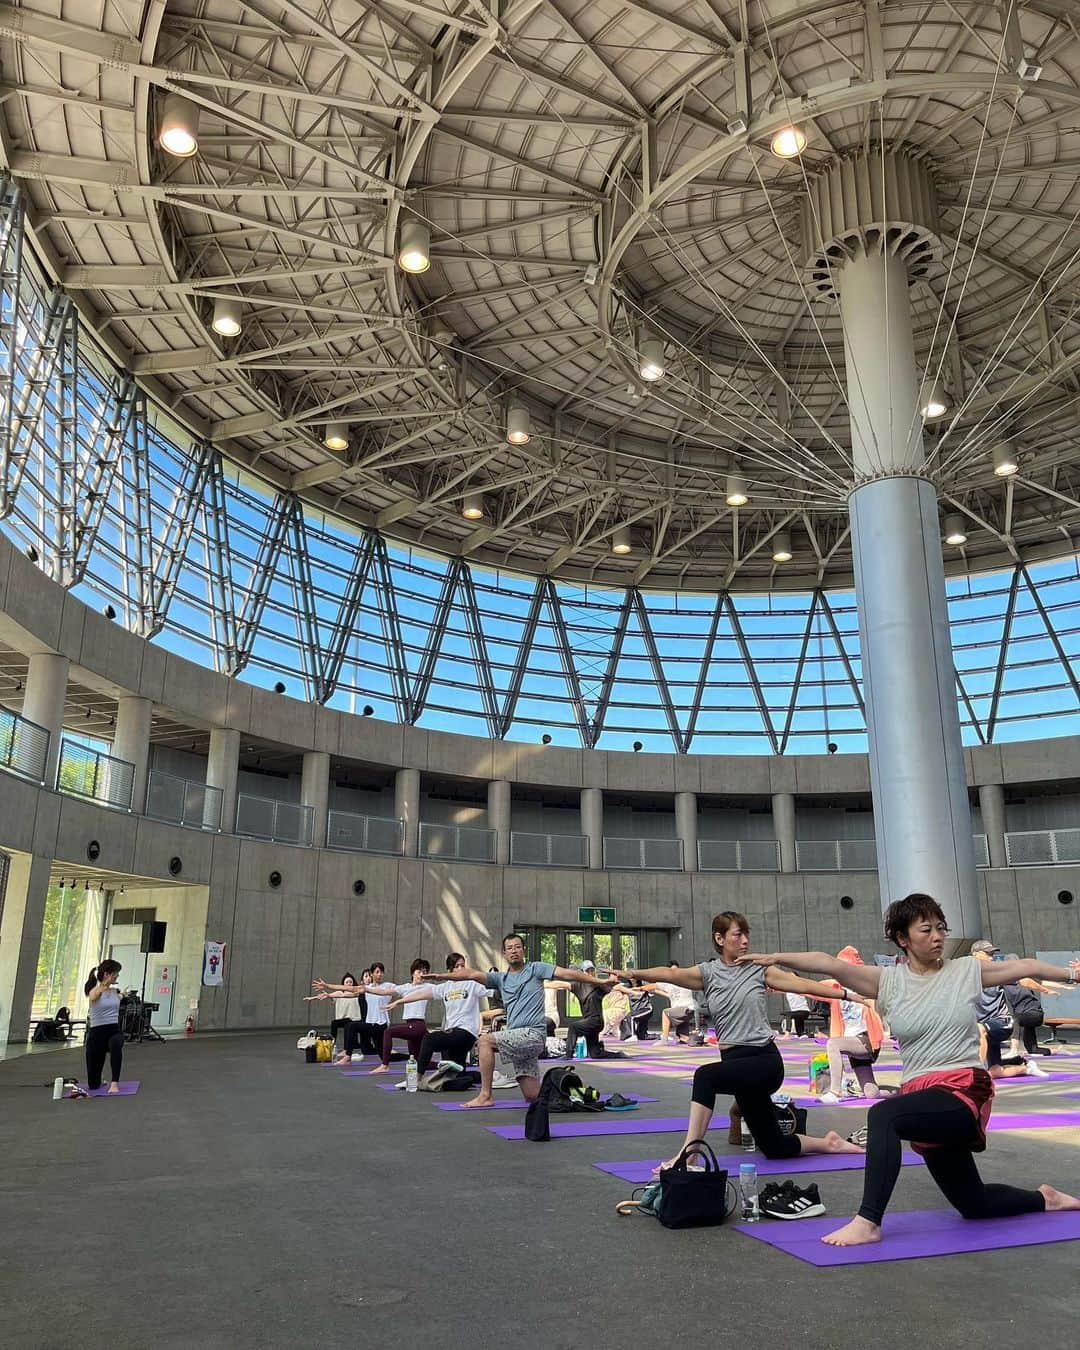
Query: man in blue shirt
[[428, 933, 616, 1107]]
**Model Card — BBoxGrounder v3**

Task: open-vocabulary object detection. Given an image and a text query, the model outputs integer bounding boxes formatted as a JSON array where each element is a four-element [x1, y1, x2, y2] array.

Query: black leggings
[[564, 1015, 604, 1059], [343, 1021, 383, 1056], [690, 1043, 800, 1160], [418, 1028, 476, 1076], [85, 1023, 123, 1090], [1018, 1014, 1048, 1055], [329, 1017, 353, 1047], [858, 1087, 1046, 1225], [791, 1011, 808, 1037]]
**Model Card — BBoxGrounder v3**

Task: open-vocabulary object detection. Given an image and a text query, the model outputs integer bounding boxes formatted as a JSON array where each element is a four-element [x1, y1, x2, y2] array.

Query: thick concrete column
[[22, 652, 69, 784], [206, 728, 240, 832], [675, 790, 698, 873], [301, 750, 330, 847], [113, 696, 152, 811], [488, 778, 511, 866], [0, 852, 54, 1043], [838, 248, 980, 937], [580, 787, 604, 870], [978, 782, 1008, 869], [772, 791, 797, 874], [395, 767, 420, 858]]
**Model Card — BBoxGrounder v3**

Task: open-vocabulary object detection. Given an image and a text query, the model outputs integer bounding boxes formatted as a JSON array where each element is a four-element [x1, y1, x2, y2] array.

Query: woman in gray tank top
[[84, 959, 125, 1094], [739, 893, 1080, 1248], [620, 910, 864, 1174]]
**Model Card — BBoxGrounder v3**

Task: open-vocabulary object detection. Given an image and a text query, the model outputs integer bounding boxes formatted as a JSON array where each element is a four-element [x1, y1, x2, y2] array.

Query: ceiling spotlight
[[462, 491, 485, 520], [506, 403, 530, 446], [611, 524, 632, 555], [920, 379, 949, 420], [541, 733, 552, 745], [638, 336, 666, 383], [726, 473, 749, 507], [397, 218, 431, 274], [632, 740, 643, 752], [770, 125, 806, 159], [212, 297, 241, 337], [323, 422, 349, 452], [772, 529, 793, 563], [362, 704, 374, 717], [158, 92, 200, 158], [992, 441, 1019, 477], [943, 513, 968, 546]]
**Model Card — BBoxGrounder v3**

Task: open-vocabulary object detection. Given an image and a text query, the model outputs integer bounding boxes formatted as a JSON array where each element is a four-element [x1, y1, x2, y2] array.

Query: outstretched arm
[[425, 966, 488, 983], [739, 952, 881, 998], [386, 987, 440, 1013], [552, 967, 617, 988], [765, 969, 863, 1002], [981, 958, 1080, 990], [614, 965, 704, 992]]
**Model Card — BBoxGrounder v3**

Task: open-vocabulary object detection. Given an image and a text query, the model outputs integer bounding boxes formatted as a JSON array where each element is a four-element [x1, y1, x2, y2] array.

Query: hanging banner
[[203, 941, 227, 986]]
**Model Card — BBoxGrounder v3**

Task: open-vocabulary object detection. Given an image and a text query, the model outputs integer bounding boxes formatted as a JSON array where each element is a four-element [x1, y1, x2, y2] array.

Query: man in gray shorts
[[428, 933, 616, 1107]]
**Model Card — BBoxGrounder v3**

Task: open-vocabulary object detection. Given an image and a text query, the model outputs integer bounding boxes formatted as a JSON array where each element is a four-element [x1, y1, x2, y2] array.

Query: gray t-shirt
[[698, 959, 772, 1047], [88, 988, 121, 1028], [876, 956, 984, 1083], [485, 962, 556, 1030]]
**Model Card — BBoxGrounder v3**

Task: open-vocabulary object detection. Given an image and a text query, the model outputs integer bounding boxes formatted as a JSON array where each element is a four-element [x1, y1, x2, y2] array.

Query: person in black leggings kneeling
[[619, 911, 862, 1173], [84, 960, 124, 1094], [387, 952, 491, 1077]]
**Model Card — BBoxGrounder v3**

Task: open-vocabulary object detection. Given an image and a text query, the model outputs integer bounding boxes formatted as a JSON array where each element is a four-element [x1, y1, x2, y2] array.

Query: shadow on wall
[[431, 875, 495, 971]]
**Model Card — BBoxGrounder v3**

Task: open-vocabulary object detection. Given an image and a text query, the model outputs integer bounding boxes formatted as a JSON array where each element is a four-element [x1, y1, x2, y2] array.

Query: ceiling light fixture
[[462, 491, 485, 520], [211, 297, 241, 337], [323, 422, 349, 452], [506, 403, 530, 446], [638, 336, 666, 383], [943, 514, 968, 546], [726, 473, 749, 507], [397, 218, 431, 274], [611, 524, 632, 555], [770, 126, 806, 159], [920, 379, 949, 420], [992, 441, 1019, 477], [158, 93, 200, 158], [772, 530, 793, 563]]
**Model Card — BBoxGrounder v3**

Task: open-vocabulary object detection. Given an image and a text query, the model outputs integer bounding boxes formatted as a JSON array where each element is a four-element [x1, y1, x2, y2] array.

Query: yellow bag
[[315, 1035, 334, 1063]]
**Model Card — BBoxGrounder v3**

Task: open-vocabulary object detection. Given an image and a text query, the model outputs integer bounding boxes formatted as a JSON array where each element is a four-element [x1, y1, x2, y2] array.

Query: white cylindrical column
[[22, 652, 69, 784], [772, 792, 797, 874], [395, 767, 420, 858], [301, 751, 330, 848], [978, 783, 1008, 869], [580, 787, 603, 871], [488, 778, 511, 866], [113, 696, 152, 812], [206, 728, 240, 832], [675, 791, 698, 873]]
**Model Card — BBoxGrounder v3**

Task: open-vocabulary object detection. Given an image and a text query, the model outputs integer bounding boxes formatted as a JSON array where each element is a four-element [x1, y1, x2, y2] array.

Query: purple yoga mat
[[438, 1093, 658, 1111], [594, 1150, 916, 1184], [734, 1207, 1080, 1266], [77, 1082, 140, 1096], [487, 1113, 729, 1140], [995, 1071, 1080, 1084], [794, 1105, 1079, 1129]]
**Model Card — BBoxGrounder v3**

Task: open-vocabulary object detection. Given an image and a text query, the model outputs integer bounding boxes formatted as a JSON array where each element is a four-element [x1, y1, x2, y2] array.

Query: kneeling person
[[388, 952, 490, 1080]]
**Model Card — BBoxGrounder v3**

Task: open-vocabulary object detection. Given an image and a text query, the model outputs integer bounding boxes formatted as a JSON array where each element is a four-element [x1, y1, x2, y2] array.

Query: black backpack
[[524, 1065, 604, 1142]]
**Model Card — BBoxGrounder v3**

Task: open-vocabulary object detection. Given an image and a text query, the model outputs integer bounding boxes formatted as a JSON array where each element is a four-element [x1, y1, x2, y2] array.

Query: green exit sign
[[579, 907, 617, 925]]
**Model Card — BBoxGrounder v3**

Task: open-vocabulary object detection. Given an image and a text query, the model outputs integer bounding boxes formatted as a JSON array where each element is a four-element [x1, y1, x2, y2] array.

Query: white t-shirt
[[364, 990, 390, 1026], [433, 981, 488, 1036], [657, 981, 695, 1012], [840, 996, 866, 1036], [876, 956, 984, 1083], [785, 992, 810, 1012], [392, 983, 431, 1024]]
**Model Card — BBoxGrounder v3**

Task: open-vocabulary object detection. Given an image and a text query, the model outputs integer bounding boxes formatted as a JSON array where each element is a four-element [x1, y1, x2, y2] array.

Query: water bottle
[[574, 1037, 586, 1059], [739, 1162, 760, 1222], [406, 1056, 418, 1093], [52, 1076, 64, 1101], [740, 1115, 754, 1150]]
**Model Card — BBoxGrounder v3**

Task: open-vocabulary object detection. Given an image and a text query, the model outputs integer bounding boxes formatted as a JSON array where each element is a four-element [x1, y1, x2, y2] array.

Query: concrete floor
[[3, 1034, 1079, 1350]]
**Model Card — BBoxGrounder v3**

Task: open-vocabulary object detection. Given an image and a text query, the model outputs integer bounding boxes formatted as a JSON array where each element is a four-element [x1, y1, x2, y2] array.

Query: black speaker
[[140, 920, 167, 953]]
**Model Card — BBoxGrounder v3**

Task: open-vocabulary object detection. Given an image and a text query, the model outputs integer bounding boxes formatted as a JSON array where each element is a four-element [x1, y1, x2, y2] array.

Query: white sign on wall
[[203, 941, 227, 986]]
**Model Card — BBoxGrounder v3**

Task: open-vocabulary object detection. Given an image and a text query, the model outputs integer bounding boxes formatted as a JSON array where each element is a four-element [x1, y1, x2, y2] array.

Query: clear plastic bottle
[[741, 1117, 755, 1150], [406, 1055, 418, 1092], [739, 1162, 760, 1222]]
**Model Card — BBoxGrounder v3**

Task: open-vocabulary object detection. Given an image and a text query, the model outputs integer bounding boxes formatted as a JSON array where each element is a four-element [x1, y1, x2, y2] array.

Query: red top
[[899, 1067, 995, 1154]]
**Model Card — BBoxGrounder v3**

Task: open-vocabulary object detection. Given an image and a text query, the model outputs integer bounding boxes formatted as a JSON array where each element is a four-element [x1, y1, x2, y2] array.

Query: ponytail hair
[[85, 958, 122, 995]]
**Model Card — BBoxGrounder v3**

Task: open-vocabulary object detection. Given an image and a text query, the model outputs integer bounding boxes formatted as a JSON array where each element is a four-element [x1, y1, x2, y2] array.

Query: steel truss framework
[[1, 183, 1079, 754]]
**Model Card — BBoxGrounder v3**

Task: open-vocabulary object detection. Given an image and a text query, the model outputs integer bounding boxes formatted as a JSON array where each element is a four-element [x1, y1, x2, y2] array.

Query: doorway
[[514, 924, 671, 1024]]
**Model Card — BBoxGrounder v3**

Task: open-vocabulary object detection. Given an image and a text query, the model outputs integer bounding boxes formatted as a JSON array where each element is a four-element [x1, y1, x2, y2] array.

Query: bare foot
[[822, 1216, 881, 1247], [462, 1094, 495, 1108], [107, 1083, 120, 1095], [369, 1064, 390, 1074], [798, 1130, 865, 1155], [333, 1053, 348, 1065], [1039, 1184, 1080, 1211]]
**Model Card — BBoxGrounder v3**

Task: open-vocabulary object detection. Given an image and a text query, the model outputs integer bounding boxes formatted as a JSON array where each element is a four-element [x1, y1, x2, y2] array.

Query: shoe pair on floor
[[758, 1180, 826, 1220]]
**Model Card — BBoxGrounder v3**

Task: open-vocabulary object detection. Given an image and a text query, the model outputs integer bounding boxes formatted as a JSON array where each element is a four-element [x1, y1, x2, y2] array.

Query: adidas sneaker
[[760, 1181, 826, 1221]]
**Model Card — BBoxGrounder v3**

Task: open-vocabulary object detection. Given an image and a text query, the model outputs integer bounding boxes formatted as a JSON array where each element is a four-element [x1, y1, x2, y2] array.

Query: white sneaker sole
[[762, 1202, 827, 1220]]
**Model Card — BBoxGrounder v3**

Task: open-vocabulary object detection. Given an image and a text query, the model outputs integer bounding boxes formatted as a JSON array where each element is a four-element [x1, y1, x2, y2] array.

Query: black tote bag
[[657, 1139, 736, 1229]]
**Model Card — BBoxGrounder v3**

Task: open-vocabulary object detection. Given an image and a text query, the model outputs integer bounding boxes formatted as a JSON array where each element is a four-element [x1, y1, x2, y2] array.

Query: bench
[[28, 1017, 86, 1044]]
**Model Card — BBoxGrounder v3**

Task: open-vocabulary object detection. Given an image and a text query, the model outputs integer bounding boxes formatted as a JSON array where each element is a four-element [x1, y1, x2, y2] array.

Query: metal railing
[[603, 836, 684, 871], [1005, 829, 1080, 867], [235, 793, 314, 846], [57, 737, 134, 810], [327, 810, 404, 855], [0, 705, 50, 783], [510, 831, 589, 868], [419, 821, 496, 863], [795, 838, 878, 872], [698, 838, 781, 872], [145, 770, 223, 831]]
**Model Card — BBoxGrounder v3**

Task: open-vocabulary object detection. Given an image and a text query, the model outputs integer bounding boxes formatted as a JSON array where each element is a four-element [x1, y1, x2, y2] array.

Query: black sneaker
[[758, 1180, 794, 1207], [760, 1181, 826, 1220]]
